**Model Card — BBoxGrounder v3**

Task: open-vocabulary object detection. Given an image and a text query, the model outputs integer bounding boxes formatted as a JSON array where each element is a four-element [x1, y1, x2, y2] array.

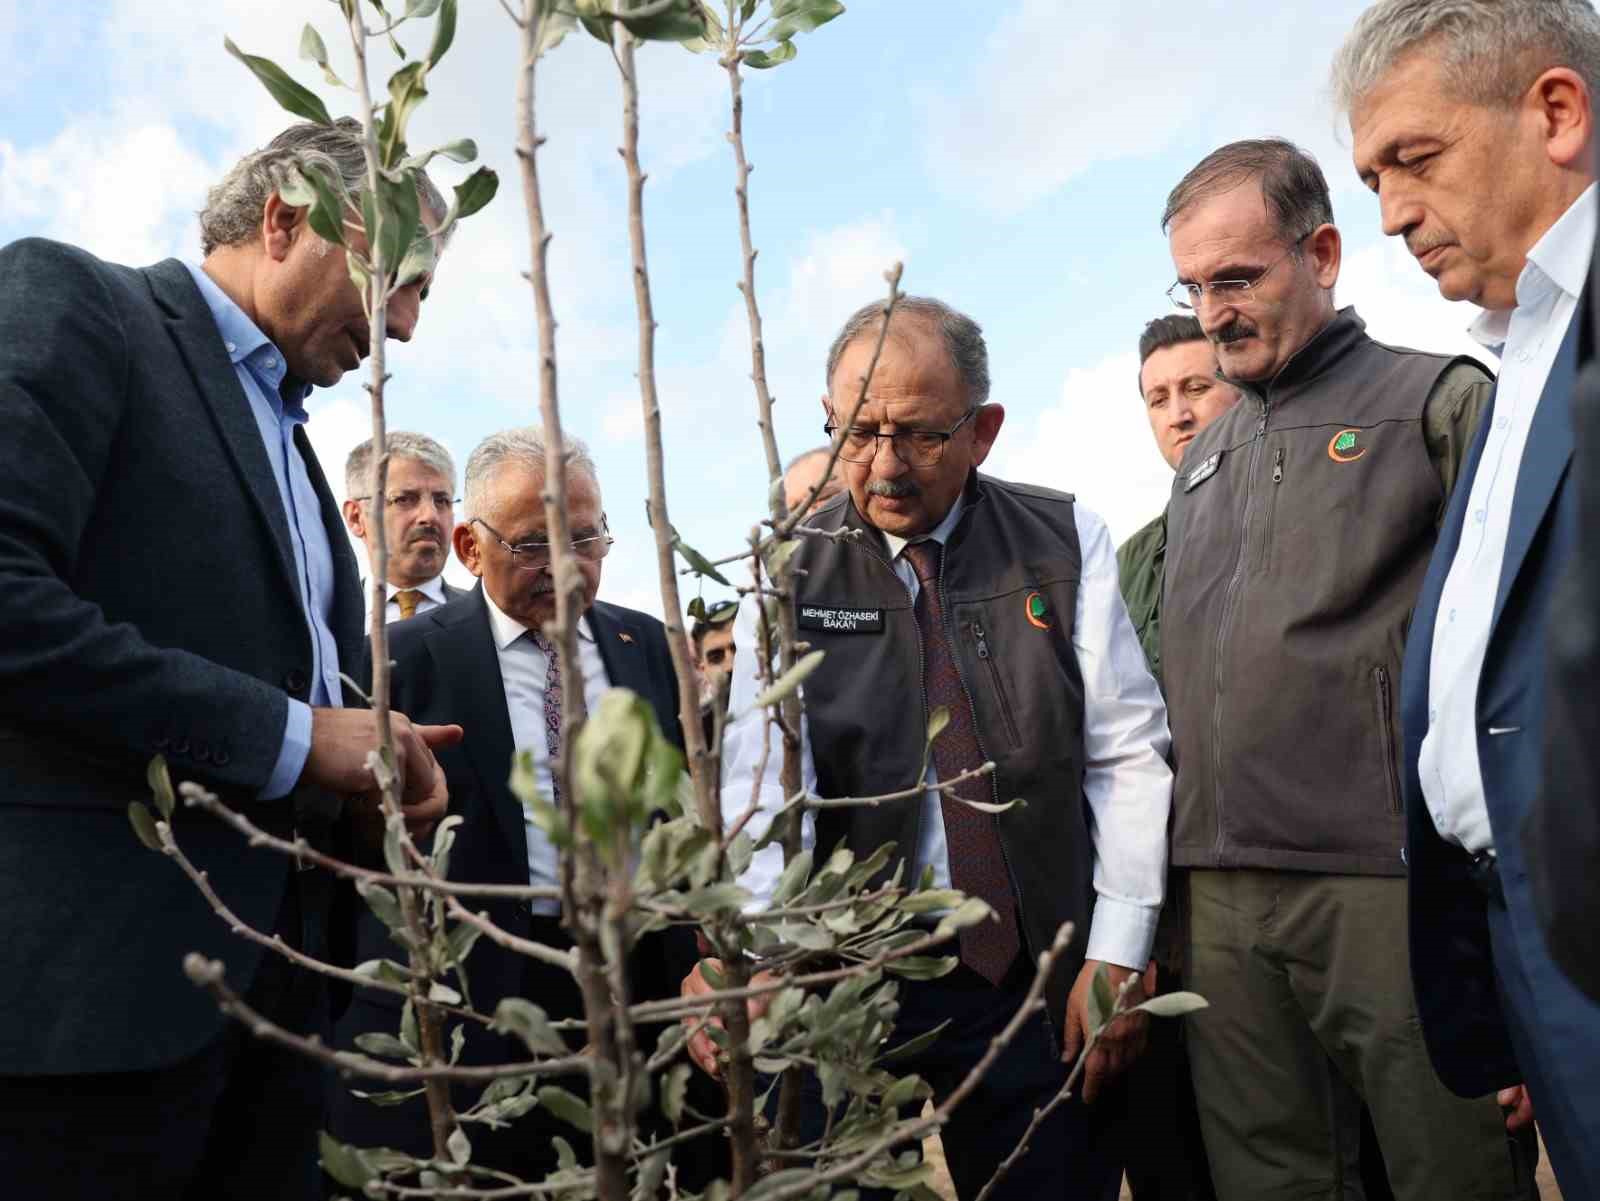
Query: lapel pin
[[618, 631, 635, 644]]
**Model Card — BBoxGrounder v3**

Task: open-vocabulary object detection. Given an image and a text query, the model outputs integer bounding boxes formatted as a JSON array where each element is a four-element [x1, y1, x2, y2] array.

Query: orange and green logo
[[1328, 428, 1367, 463], [1025, 591, 1051, 630]]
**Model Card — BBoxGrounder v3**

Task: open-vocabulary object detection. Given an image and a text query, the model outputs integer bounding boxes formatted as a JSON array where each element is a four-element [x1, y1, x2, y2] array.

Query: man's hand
[[681, 959, 777, 1079], [304, 709, 463, 837], [1062, 959, 1149, 1102], [1498, 1084, 1535, 1133]]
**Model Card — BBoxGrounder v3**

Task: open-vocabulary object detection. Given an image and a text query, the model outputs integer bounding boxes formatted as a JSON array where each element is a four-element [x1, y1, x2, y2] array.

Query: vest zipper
[[1258, 445, 1285, 571], [970, 620, 1023, 749], [1373, 665, 1402, 816], [1211, 399, 1269, 861]]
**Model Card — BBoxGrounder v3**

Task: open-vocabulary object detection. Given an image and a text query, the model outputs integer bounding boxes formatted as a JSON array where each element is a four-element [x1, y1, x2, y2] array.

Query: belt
[[1466, 850, 1505, 907]]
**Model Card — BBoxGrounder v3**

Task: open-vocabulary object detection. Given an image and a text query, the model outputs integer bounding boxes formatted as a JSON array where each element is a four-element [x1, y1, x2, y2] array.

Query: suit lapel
[[590, 603, 648, 694], [1490, 315, 1580, 635], [145, 258, 299, 596], [428, 588, 525, 864]]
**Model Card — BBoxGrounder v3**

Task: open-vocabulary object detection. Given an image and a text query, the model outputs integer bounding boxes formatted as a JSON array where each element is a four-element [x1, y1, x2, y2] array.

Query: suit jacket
[[340, 585, 684, 1028], [1400, 306, 1582, 1097], [0, 239, 363, 1074], [1528, 274, 1600, 1001]]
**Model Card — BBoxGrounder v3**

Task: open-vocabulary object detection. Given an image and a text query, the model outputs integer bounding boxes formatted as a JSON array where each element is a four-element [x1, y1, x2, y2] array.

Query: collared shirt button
[[265, 356, 278, 369], [1474, 509, 1487, 524], [224, 341, 237, 353], [1448, 608, 1457, 622], [1496, 417, 1510, 430], [1429, 707, 1438, 723], [1516, 348, 1532, 362]]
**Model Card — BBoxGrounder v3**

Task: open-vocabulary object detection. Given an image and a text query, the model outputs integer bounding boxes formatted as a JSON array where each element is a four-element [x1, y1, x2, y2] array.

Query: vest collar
[[1222, 306, 1369, 408]]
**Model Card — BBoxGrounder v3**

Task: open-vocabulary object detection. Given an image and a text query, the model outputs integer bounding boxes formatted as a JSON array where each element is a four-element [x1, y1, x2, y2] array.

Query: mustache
[[1407, 231, 1455, 257], [406, 528, 442, 545], [866, 478, 919, 499], [1213, 321, 1257, 345]]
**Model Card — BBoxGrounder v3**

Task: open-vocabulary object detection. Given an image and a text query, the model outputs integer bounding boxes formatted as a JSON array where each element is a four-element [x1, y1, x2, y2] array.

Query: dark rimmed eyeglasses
[[471, 515, 613, 571], [822, 407, 979, 468]]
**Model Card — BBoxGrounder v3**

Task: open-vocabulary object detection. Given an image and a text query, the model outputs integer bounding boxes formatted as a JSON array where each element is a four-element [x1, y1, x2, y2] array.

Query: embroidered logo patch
[[1328, 428, 1367, 463], [1024, 592, 1052, 630], [797, 605, 885, 634]]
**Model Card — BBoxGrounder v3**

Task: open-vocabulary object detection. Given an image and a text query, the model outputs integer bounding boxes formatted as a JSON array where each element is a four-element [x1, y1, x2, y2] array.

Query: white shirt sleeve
[[721, 595, 817, 909], [1072, 506, 1172, 970]]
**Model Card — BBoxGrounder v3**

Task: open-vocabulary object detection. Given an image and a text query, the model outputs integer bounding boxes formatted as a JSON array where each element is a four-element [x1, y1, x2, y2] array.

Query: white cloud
[[1338, 236, 1496, 367]]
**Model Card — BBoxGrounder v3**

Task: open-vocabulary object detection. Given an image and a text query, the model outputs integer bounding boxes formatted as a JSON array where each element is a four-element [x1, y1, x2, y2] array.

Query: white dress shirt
[[723, 495, 1173, 970], [1420, 183, 1597, 856], [483, 595, 610, 914], [366, 574, 450, 626]]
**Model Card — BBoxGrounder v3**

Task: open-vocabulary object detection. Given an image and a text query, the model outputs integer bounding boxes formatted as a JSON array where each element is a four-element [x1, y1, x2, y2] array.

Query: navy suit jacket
[[1400, 308, 1581, 1098], [0, 239, 363, 1074]]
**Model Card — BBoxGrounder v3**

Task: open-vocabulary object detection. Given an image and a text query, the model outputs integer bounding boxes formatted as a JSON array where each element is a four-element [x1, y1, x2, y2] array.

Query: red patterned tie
[[902, 540, 1021, 985]]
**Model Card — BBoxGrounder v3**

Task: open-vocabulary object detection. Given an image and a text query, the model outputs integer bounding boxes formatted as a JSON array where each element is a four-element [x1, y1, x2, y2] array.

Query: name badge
[[1183, 451, 1221, 492], [797, 604, 885, 634]]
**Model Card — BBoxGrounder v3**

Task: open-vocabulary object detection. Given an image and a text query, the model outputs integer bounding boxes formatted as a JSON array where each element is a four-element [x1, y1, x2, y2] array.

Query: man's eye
[[1212, 280, 1251, 297], [907, 433, 943, 451], [843, 429, 876, 447]]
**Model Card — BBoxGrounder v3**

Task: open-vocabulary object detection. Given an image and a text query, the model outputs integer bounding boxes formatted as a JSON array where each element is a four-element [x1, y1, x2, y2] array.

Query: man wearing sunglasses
[[330, 426, 716, 1181], [1158, 139, 1525, 1199]]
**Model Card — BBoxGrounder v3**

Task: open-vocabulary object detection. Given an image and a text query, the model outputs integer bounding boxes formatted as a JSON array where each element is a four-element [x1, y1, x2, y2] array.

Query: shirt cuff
[[1084, 897, 1159, 970], [261, 699, 313, 800]]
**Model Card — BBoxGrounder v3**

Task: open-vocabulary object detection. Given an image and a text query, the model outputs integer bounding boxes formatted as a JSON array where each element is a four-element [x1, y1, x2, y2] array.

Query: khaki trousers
[[1184, 870, 1534, 1201]]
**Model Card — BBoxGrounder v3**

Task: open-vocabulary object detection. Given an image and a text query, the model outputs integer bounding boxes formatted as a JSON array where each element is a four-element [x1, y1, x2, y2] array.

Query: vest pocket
[[969, 620, 1023, 750], [1372, 665, 1402, 816]]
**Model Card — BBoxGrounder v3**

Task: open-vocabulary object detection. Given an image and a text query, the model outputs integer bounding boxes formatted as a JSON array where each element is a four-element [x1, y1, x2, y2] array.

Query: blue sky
[[0, 0, 1496, 618]]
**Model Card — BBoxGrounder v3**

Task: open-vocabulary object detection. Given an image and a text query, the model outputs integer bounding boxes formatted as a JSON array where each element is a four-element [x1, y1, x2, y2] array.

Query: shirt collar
[[1469, 182, 1597, 350], [182, 261, 310, 414], [483, 589, 595, 652], [388, 575, 449, 606], [881, 492, 967, 562]]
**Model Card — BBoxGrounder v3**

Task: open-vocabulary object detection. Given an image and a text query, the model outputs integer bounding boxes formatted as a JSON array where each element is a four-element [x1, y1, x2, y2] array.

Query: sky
[[0, 0, 1500, 619]]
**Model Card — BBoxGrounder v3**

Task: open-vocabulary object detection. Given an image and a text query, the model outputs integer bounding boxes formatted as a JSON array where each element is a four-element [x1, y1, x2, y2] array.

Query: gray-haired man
[[0, 118, 457, 1198], [343, 431, 467, 623]]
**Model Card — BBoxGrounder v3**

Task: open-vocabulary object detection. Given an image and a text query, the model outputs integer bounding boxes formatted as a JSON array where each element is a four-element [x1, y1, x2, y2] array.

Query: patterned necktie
[[394, 589, 424, 620], [902, 540, 1021, 986], [530, 631, 583, 806]]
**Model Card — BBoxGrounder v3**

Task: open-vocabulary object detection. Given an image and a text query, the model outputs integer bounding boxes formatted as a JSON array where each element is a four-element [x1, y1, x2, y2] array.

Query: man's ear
[[453, 522, 484, 578], [342, 498, 367, 540], [1308, 222, 1342, 291], [969, 404, 1006, 468], [261, 191, 308, 264], [1532, 67, 1594, 170]]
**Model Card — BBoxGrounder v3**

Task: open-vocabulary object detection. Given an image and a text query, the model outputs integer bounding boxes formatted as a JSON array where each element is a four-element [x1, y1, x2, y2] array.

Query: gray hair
[[1163, 138, 1335, 240], [824, 295, 991, 410], [345, 431, 457, 500], [1332, 0, 1600, 112], [198, 117, 448, 256], [462, 427, 599, 523]]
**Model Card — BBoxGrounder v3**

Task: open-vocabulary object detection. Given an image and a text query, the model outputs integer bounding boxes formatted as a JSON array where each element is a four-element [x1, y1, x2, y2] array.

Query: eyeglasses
[[351, 490, 458, 513], [823, 407, 979, 467], [471, 515, 614, 571], [1166, 232, 1312, 311]]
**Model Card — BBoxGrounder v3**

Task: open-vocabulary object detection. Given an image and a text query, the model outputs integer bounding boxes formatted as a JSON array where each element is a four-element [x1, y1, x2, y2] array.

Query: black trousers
[[776, 959, 1124, 1201], [0, 876, 330, 1200]]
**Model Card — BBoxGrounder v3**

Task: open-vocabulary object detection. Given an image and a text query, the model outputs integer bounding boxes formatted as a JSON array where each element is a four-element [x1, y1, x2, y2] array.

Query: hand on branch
[[681, 958, 778, 1079], [1062, 959, 1148, 1102], [1498, 1084, 1535, 1133], [305, 708, 463, 837]]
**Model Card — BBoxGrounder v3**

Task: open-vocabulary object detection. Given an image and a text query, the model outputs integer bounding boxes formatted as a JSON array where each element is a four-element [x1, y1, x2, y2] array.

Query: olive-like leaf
[[1088, 962, 1114, 1034], [355, 1032, 416, 1060], [769, 0, 845, 41], [224, 38, 334, 126], [450, 165, 499, 221], [925, 705, 950, 748], [147, 755, 176, 821], [618, 0, 707, 43], [671, 526, 732, 586], [492, 997, 568, 1057], [749, 649, 824, 710], [406, 0, 445, 15], [536, 1086, 594, 1134], [400, 138, 478, 172], [128, 803, 163, 852], [318, 1132, 375, 1189], [661, 1063, 691, 1125], [743, 40, 797, 69], [1134, 991, 1211, 1019], [427, 0, 457, 66]]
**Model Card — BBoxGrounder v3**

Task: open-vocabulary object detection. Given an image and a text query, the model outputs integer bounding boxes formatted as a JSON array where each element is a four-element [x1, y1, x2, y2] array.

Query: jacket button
[[284, 668, 309, 697], [172, 737, 191, 756], [213, 746, 231, 767], [153, 734, 171, 751], [194, 745, 212, 764]]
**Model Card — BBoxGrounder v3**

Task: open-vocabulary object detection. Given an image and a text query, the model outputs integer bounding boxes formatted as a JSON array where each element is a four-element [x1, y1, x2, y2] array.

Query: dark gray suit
[[0, 238, 363, 1195]]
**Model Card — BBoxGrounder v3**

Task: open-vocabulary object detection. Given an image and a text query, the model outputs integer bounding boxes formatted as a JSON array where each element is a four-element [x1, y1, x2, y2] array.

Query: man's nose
[[1378, 186, 1421, 241], [387, 284, 423, 343], [872, 433, 907, 475]]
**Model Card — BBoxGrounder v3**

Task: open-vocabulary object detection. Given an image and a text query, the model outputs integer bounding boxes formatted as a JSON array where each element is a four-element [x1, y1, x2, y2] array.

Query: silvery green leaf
[[771, 848, 813, 905], [925, 705, 950, 748], [128, 804, 163, 852], [947, 793, 1022, 816], [427, 0, 458, 66], [355, 1032, 415, 1060], [1134, 991, 1210, 1019], [883, 954, 958, 980], [349, 1085, 426, 1106], [224, 38, 334, 126], [445, 920, 483, 969], [535, 8, 578, 56], [492, 997, 568, 1057], [1088, 962, 1114, 1034], [446, 1123, 471, 1166], [878, 1018, 950, 1063], [727, 830, 754, 880], [298, 22, 345, 86], [146, 756, 176, 821], [743, 40, 797, 69], [769, 0, 845, 41], [449, 1023, 465, 1065], [353, 958, 411, 987], [932, 896, 992, 941], [406, 0, 445, 15], [357, 880, 405, 931], [450, 165, 499, 221], [318, 1132, 374, 1189], [671, 527, 732, 586], [681, 882, 751, 916], [662, 1063, 691, 1125], [749, 649, 824, 710], [536, 1086, 594, 1133], [897, 889, 963, 914]]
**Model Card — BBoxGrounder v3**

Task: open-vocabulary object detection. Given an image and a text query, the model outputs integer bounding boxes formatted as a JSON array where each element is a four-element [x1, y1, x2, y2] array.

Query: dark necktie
[[394, 588, 424, 620], [530, 631, 581, 806], [902, 540, 1021, 985]]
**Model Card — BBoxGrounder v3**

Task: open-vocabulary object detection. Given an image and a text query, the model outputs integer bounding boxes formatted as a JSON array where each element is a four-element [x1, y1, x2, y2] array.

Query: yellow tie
[[394, 589, 424, 621]]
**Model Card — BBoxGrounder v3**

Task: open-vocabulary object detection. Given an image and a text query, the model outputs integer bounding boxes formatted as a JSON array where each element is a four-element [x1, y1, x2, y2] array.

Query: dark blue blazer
[[1400, 311, 1581, 1098], [0, 239, 364, 1074]]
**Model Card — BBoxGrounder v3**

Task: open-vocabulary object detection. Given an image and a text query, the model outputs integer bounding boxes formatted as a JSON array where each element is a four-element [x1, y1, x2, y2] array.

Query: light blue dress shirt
[[184, 263, 344, 799]]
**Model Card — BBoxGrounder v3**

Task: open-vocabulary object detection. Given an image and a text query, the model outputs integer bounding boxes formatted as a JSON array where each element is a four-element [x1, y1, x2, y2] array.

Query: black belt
[[1466, 850, 1505, 907]]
